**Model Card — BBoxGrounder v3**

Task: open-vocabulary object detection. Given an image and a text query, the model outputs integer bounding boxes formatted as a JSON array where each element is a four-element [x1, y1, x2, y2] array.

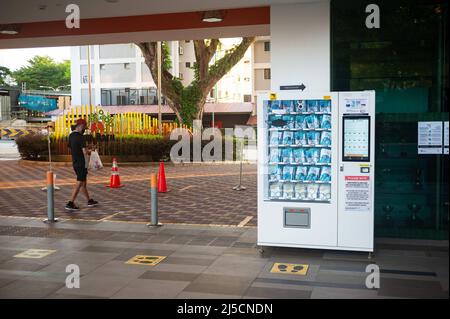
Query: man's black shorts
[[73, 166, 88, 182]]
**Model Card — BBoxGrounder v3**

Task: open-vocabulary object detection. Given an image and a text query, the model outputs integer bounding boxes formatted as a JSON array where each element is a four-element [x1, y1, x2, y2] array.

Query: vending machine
[[257, 91, 375, 252]]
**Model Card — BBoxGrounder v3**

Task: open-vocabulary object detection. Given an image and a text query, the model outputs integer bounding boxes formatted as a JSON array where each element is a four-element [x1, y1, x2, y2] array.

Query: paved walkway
[[0, 161, 257, 226], [0, 216, 447, 299]]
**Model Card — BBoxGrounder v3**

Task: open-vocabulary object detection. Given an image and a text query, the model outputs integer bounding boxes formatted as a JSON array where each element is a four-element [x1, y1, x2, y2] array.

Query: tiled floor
[[0, 216, 447, 299], [0, 161, 257, 226]]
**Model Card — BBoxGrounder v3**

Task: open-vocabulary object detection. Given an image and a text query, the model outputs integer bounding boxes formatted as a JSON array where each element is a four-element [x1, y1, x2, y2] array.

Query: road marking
[[0, 171, 257, 190], [125, 255, 166, 266], [99, 212, 122, 221], [237, 216, 253, 227], [14, 249, 56, 259], [180, 185, 196, 192], [270, 263, 309, 276]]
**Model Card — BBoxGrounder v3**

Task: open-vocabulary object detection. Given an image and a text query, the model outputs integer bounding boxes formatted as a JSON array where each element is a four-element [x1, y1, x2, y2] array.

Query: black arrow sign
[[280, 83, 306, 91]]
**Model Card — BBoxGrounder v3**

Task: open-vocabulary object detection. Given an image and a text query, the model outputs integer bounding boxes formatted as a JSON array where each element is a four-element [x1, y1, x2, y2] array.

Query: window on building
[[264, 41, 270, 52], [263, 68, 271, 80], [243, 94, 252, 102], [179, 73, 184, 80], [99, 44, 136, 59], [185, 62, 191, 68]]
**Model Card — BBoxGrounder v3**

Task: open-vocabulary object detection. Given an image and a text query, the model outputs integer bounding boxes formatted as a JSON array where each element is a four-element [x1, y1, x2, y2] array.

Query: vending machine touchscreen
[[343, 116, 370, 162]]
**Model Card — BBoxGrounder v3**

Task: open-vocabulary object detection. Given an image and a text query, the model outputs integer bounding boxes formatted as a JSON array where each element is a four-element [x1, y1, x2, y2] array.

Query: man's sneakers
[[87, 199, 99, 207], [65, 199, 98, 211], [65, 201, 80, 211]]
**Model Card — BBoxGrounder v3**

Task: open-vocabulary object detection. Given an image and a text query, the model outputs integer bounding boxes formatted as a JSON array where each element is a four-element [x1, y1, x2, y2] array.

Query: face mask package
[[283, 183, 295, 200], [305, 148, 320, 164], [268, 165, 282, 181], [307, 184, 320, 200], [269, 148, 280, 163], [282, 131, 293, 145], [318, 184, 332, 201], [295, 115, 307, 129], [319, 100, 331, 113], [319, 148, 332, 164], [282, 166, 295, 181], [319, 166, 332, 182], [269, 182, 283, 198], [270, 100, 283, 114], [292, 148, 306, 164], [295, 184, 308, 200], [281, 100, 296, 113], [306, 166, 320, 182], [307, 132, 321, 146], [283, 115, 295, 129], [320, 114, 332, 129], [306, 100, 320, 113], [293, 131, 303, 146], [320, 131, 332, 146], [281, 148, 292, 163], [295, 166, 308, 182], [305, 115, 320, 129], [269, 131, 281, 146]]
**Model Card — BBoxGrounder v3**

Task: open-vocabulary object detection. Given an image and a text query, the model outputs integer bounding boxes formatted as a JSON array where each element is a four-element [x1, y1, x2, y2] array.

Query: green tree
[[0, 66, 13, 87], [12, 56, 70, 90], [136, 38, 255, 125]]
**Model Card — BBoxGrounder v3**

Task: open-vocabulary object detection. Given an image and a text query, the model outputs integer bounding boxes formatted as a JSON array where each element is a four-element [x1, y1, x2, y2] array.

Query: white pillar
[[270, 1, 330, 92]]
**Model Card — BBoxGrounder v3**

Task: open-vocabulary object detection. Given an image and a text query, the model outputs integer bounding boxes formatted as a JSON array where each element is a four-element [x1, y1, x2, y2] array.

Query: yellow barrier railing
[[54, 105, 189, 139]]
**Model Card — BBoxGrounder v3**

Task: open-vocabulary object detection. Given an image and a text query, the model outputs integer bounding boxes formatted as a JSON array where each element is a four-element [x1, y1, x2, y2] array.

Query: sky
[[0, 46, 71, 71]]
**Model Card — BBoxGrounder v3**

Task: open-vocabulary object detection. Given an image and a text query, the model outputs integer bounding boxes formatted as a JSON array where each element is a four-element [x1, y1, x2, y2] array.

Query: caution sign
[[1, 128, 37, 139], [14, 249, 56, 259], [270, 263, 309, 275], [125, 255, 166, 266]]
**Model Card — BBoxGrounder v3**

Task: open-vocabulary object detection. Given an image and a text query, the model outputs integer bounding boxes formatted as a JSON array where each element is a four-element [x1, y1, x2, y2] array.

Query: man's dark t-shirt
[[68, 131, 86, 168]]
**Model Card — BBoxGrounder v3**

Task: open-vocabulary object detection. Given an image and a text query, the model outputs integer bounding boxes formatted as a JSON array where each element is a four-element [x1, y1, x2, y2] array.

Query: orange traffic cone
[[157, 161, 168, 193], [107, 158, 123, 188]]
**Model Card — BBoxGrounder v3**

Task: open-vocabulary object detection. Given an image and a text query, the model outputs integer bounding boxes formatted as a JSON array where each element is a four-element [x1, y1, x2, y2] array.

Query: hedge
[[15, 133, 242, 162]]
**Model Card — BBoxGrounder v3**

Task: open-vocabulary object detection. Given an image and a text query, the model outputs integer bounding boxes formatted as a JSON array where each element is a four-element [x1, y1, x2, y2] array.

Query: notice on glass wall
[[344, 176, 371, 212], [444, 121, 449, 155], [418, 121, 443, 155]]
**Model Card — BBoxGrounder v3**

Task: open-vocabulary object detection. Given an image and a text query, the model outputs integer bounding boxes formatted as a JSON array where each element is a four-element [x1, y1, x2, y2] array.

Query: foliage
[[15, 133, 48, 160], [136, 37, 255, 125], [0, 66, 13, 87], [12, 56, 70, 90]]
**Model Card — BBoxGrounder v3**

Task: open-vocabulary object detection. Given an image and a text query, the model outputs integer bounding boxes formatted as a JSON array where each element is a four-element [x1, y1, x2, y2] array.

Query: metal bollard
[[147, 173, 162, 227], [44, 171, 58, 223]]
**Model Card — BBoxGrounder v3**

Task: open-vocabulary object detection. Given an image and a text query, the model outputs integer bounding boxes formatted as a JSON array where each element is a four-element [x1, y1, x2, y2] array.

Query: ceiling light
[[202, 10, 223, 23], [0, 24, 21, 35]]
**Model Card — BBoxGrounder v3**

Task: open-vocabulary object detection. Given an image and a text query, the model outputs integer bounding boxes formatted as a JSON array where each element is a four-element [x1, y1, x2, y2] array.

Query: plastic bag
[[88, 150, 103, 170]]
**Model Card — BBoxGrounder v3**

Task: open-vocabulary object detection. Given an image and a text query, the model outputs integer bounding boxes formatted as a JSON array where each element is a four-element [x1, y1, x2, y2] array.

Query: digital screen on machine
[[343, 116, 370, 161]]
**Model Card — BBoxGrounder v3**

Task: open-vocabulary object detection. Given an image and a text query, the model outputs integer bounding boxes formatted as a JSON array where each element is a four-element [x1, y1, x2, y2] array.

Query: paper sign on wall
[[344, 176, 371, 212], [444, 121, 449, 155], [418, 121, 443, 155], [343, 98, 369, 114]]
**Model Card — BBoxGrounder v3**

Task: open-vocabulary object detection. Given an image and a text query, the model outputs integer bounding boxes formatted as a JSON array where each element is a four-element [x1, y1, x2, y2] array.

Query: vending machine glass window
[[264, 99, 332, 202]]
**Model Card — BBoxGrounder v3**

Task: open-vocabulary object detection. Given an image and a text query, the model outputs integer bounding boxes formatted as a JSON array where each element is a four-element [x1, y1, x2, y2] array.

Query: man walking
[[65, 118, 98, 211]]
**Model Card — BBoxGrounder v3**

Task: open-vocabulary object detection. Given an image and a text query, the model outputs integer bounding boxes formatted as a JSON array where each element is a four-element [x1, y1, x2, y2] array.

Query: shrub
[[15, 133, 49, 160]]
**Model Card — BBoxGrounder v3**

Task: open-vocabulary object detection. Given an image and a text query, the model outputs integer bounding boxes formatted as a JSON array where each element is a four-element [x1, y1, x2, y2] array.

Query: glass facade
[[331, 0, 449, 239]]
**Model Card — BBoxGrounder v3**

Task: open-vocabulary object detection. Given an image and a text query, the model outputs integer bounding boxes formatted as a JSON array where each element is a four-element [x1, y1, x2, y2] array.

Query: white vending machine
[[257, 91, 375, 252]]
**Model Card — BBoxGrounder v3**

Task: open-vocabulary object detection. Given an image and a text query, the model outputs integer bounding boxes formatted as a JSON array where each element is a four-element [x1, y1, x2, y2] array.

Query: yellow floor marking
[[125, 255, 166, 266], [237, 216, 253, 227], [270, 263, 309, 276], [14, 249, 57, 259], [179, 185, 196, 192], [99, 212, 122, 221]]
